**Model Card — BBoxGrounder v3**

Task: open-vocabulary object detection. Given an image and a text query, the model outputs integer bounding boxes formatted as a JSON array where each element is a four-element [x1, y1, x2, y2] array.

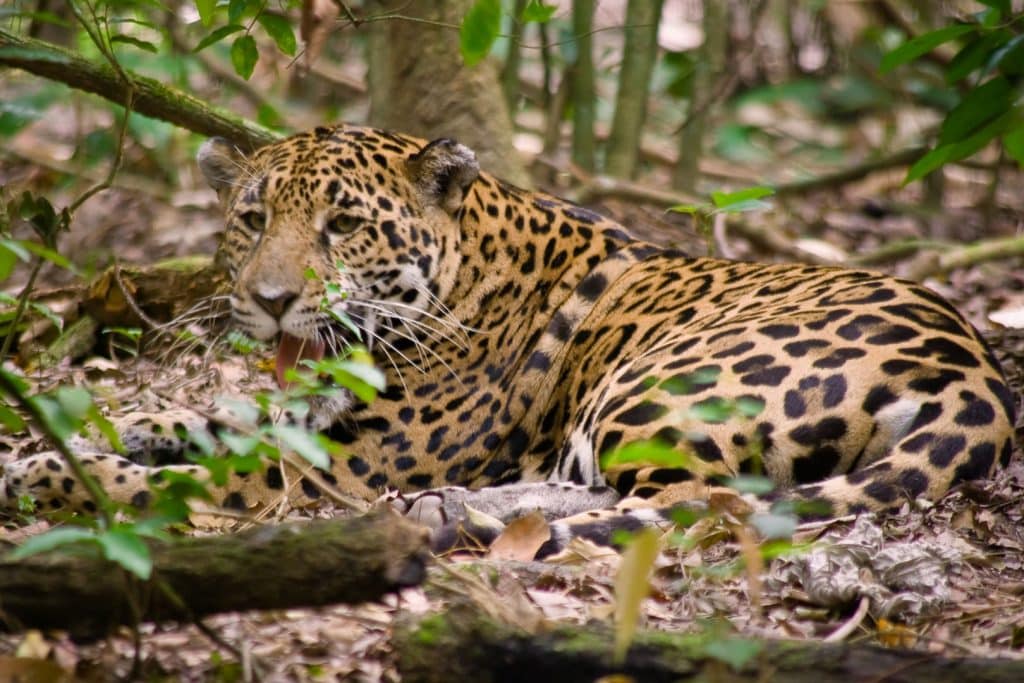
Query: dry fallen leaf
[[487, 510, 551, 561], [0, 655, 69, 683], [15, 631, 51, 659], [613, 528, 661, 665]]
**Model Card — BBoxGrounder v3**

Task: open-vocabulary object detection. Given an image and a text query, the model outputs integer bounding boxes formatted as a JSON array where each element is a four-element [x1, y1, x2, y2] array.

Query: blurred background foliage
[[0, 0, 1022, 317]]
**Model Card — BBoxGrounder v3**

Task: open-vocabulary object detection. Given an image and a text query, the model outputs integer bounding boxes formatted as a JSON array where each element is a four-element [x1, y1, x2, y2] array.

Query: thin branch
[[775, 147, 927, 196], [0, 370, 115, 526], [336, 8, 631, 50]]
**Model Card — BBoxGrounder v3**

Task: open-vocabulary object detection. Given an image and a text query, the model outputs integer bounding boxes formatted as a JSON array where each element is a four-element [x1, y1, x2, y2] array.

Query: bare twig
[[823, 595, 870, 642], [112, 265, 162, 331]]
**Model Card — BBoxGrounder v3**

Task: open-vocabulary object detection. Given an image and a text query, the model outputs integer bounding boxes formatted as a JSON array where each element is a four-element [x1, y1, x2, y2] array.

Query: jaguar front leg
[[379, 482, 623, 553]]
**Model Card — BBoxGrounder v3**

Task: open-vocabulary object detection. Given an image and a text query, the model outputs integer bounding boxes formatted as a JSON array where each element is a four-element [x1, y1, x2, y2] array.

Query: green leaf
[[218, 430, 260, 456], [725, 474, 775, 495], [0, 239, 31, 263], [127, 517, 175, 542], [689, 397, 735, 424], [230, 34, 259, 79], [1004, 126, 1024, 167], [613, 528, 660, 665], [0, 367, 29, 394], [880, 24, 976, 73], [990, 33, 1024, 76], [460, 0, 502, 67], [521, 0, 556, 23], [194, 24, 245, 52], [749, 512, 797, 540], [228, 0, 250, 24], [257, 13, 296, 56], [110, 35, 158, 53], [906, 109, 1016, 183], [56, 386, 92, 421], [152, 469, 214, 507], [0, 243, 18, 280], [87, 404, 124, 453], [0, 404, 25, 432], [938, 76, 1011, 145], [8, 526, 97, 560], [666, 203, 707, 216], [659, 366, 721, 396], [32, 395, 79, 441], [272, 424, 330, 470], [946, 29, 1011, 83], [215, 397, 261, 425], [735, 396, 765, 418], [196, 0, 217, 26], [703, 638, 762, 671], [313, 357, 386, 403], [98, 528, 152, 579], [600, 439, 689, 470], [710, 186, 775, 213], [16, 239, 75, 272], [710, 186, 775, 209]]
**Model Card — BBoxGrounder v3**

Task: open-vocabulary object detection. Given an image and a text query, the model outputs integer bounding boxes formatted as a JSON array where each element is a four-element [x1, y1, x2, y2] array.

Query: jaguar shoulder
[[2, 125, 1014, 554]]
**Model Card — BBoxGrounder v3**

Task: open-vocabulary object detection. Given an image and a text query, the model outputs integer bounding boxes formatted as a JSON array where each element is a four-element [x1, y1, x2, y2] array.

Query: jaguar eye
[[325, 214, 364, 234], [239, 211, 266, 233]]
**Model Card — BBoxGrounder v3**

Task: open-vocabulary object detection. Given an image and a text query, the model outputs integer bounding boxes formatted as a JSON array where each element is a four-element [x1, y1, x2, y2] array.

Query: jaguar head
[[198, 126, 480, 386]]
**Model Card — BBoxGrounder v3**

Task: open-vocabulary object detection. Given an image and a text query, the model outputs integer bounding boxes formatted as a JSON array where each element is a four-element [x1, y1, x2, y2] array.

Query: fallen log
[[394, 608, 1024, 683], [15, 255, 228, 369], [0, 510, 430, 639]]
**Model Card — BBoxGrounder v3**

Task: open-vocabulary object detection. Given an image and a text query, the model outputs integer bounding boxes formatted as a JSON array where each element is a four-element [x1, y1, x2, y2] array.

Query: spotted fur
[[2, 125, 1015, 551]]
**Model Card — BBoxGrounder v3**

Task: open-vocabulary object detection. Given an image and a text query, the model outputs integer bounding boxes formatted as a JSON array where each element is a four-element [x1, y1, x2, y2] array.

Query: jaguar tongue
[[276, 333, 327, 389]]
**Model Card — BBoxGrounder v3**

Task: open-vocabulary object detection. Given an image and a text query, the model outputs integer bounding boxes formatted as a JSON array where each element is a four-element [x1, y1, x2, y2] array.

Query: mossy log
[[0, 28, 277, 150], [0, 510, 430, 640], [395, 608, 1024, 683], [18, 256, 228, 367], [80, 255, 227, 328]]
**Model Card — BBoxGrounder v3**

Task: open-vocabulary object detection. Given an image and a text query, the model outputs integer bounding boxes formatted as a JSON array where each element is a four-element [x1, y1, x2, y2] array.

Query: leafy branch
[[0, 26, 278, 150]]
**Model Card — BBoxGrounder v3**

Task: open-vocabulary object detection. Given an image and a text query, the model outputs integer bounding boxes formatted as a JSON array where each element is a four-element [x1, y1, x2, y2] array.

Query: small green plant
[[224, 329, 266, 355], [668, 186, 775, 254], [103, 325, 142, 357]]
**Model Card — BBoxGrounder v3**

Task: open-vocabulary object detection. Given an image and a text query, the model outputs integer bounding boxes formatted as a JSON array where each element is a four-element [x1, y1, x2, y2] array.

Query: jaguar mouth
[[275, 333, 326, 389]]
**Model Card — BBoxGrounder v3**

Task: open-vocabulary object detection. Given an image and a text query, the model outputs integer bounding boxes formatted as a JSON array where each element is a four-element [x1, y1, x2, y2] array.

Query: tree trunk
[[365, 1, 531, 186], [570, 0, 597, 172], [394, 607, 1024, 683], [605, 0, 664, 179], [0, 511, 429, 640], [501, 0, 528, 115], [673, 1, 728, 191]]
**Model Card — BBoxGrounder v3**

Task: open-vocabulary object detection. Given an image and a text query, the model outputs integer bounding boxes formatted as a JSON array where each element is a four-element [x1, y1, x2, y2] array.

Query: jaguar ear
[[406, 138, 480, 213], [197, 137, 249, 200]]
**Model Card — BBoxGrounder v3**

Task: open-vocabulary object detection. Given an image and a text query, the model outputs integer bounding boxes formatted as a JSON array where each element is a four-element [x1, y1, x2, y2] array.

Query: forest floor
[[3, 106, 1024, 681]]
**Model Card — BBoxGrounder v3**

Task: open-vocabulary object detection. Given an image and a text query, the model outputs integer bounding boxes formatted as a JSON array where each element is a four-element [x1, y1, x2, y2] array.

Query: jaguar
[[1, 125, 1015, 555]]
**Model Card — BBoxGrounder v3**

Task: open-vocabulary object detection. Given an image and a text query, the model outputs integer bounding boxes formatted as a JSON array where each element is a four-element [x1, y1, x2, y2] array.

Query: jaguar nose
[[251, 289, 299, 319]]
